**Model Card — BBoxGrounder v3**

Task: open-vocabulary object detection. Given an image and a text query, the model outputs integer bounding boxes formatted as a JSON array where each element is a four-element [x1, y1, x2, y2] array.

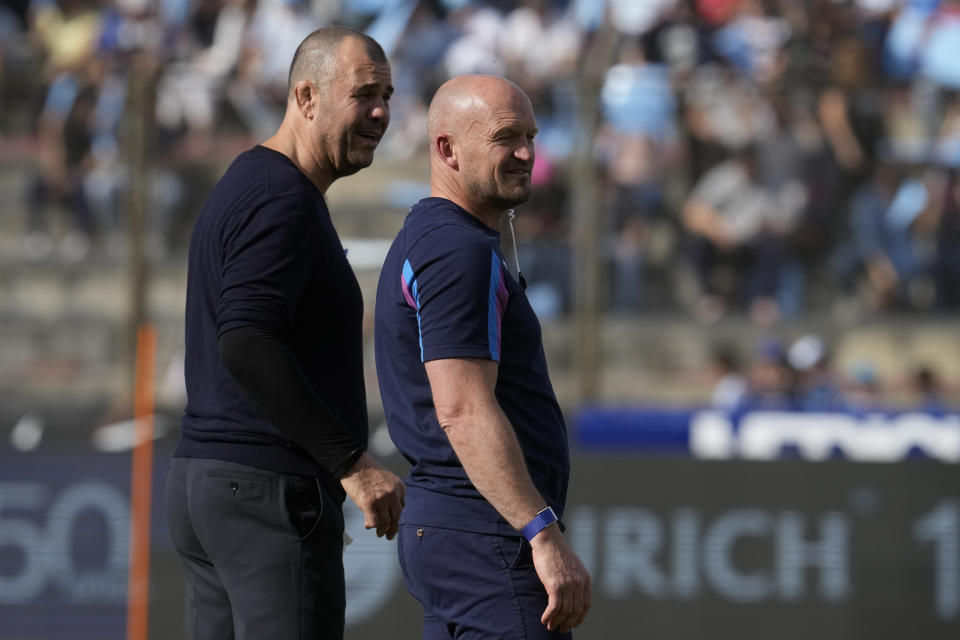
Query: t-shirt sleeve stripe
[[402, 259, 425, 362], [401, 259, 417, 309], [487, 250, 509, 361]]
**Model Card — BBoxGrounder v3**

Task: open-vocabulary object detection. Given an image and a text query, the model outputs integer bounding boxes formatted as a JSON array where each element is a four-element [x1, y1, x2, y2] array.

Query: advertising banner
[[576, 407, 960, 462], [2, 450, 959, 639]]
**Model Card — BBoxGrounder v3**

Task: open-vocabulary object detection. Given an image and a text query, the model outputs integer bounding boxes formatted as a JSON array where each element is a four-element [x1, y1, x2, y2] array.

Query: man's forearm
[[427, 357, 553, 532], [440, 400, 547, 531]]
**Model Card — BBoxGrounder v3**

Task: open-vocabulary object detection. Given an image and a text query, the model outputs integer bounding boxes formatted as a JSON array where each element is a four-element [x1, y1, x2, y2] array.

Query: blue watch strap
[[522, 507, 558, 542]]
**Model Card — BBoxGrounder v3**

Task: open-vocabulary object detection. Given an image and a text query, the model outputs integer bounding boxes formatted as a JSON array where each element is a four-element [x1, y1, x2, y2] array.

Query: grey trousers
[[165, 457, 346, 640]]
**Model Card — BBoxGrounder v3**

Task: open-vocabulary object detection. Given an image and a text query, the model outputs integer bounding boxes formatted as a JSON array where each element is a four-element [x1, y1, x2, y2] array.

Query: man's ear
[[292, 80, 315, 119], [435, 134, 458, 169]]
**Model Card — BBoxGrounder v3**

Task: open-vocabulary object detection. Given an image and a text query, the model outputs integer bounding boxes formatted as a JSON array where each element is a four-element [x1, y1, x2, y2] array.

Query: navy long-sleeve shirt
[[177, 145, 367, 499]]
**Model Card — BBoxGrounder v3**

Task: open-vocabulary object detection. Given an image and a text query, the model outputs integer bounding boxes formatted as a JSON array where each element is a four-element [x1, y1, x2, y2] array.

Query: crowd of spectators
[[2, 0, 960, 321], [708, 334, 952, 414]]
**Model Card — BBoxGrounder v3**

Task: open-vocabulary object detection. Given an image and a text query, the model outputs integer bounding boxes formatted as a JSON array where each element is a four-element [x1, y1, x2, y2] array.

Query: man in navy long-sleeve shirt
[[164, 26, 404, 640]]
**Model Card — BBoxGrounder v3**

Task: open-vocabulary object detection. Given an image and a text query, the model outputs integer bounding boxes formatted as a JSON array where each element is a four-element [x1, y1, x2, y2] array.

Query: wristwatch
[[521, 506, 558, 542]]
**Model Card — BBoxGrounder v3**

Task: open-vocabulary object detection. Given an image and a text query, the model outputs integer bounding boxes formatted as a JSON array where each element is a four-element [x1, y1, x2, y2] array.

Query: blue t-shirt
[[178, 145, 368, 493], [375, 197, 569, 535]]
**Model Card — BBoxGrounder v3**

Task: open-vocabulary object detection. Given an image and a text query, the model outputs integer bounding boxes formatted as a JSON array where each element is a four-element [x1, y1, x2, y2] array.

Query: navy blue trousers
[[398, 523, 573, 640]]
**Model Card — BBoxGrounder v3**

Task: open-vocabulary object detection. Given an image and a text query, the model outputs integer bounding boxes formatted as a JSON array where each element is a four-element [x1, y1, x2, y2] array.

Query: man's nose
[[514, 142, 532, 161], [371, 100, 389, 121]]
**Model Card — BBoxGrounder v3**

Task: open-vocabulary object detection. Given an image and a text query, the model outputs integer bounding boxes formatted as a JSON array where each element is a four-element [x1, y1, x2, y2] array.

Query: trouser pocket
[[284, 476, 325, 540]]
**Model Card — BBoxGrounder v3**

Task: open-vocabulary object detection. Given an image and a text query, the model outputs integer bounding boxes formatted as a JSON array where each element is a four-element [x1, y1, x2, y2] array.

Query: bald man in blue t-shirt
[[375, 75, 592, 639]]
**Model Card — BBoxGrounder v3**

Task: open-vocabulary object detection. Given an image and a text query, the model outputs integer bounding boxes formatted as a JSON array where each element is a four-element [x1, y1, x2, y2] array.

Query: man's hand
[[529, 524, 592, 633], [339, 452, 405, 540]]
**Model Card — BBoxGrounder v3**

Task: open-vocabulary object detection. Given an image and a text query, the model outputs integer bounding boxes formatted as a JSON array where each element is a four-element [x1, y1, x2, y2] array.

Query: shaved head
[[266, 25, 391, 193], [426, 75, 538, 227], [288, 26, 387, 97], [427, 75, 530, 142]]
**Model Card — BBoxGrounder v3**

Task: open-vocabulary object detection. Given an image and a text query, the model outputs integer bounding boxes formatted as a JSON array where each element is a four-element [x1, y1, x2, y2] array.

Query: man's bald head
[[288, 26, 387, 97], [427, 75, 531, 141], [426, 75, 538, 227]]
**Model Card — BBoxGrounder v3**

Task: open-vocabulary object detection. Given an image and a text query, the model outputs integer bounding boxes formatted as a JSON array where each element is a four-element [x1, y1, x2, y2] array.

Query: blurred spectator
[[740, 337, 793, 410], [599, 37, 677, 311], [918, 1, 960, 91], [711, 0, 791, 86], [227, 0, 318, 138], [681, 144, 799, 324], [499, 0, 580, 89], [833, 164, 897, 310], [23, 0, 104, 261], [442, 4, 504, 77], [884, 0, 936, 82], [682, 60, 775, 177], [648, 1, 706, 83], [754, 92, 814, 316], [29, 0, 103, 83], [843, 360, 885, 413], [603, 0, 678, 37], [154, 0, 250, 154], [708, 343, 747, 410], [24, 82, 97, 261], [808, 11, 886, 255], [834, 163, 941, 312], [912, 364, 947, 413], [787, 333, 844, 411]]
